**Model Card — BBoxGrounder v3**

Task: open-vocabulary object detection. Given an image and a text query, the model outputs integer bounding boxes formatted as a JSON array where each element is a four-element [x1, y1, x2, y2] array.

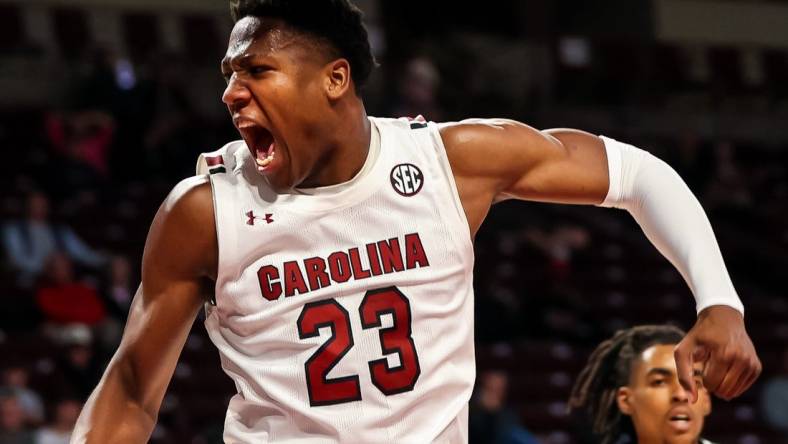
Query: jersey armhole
[[425, 122, 474, 249], [206, 173, 237, 304]]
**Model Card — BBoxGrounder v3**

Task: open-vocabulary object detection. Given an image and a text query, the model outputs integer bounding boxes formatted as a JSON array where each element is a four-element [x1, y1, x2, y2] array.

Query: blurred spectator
[[469, 370, 539, 444], [2, 192, 105, 287], [102, 255, 134, 320], [0, 368, 43, 426], [57, 327, 101, 400], [134, 51, 202, 180], [670, 132, 714, 194], [0, 394, 34, 444], [45, 110, 115, 178], [35, 253, 106, 326], [33, 399, 81, 444], [524, 224, 590, 280], [67, 47, 125, 114], [704, 140, 752, 210], [94, 255, 135, 354], [761, 350, 788, 438], [391, 56, 444, 121]]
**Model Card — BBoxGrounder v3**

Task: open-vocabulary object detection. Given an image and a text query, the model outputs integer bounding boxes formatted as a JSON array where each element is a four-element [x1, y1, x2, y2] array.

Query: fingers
[[714, 358, 748, 400], [674, 340, 698, 403], [684, 306, 763, 400], [728, 370, 753, 399], [703, 348, 734, 398], [730, 357, 763, 398], [704, 347, 763, 399]]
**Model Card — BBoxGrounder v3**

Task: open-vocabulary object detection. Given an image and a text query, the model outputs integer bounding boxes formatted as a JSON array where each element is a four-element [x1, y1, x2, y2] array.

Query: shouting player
[[72, 1, 760, 442], [569, 325, 715, 444]]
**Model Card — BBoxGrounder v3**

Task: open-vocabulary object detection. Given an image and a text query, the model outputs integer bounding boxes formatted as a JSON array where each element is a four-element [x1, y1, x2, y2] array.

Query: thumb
[[674, 338, 701, 403]]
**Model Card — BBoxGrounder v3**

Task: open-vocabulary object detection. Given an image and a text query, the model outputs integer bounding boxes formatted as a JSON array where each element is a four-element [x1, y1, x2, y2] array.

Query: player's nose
[[671, 380, 691, 403], [222, 74, 252, 110]]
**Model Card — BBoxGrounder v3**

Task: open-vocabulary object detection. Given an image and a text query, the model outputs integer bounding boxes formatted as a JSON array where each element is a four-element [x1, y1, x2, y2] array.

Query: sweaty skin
[[71, 18, 760, 443], [616, 344, 712, 444]]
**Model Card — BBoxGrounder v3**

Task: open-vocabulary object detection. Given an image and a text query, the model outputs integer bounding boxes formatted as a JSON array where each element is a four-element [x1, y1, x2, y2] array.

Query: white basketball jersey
[[196, 117, 475, 443]]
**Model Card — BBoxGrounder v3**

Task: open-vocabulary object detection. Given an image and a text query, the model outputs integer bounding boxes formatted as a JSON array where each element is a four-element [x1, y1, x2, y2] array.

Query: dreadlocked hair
[[568, 325, 685, 444], [228, 0, 377, 87]]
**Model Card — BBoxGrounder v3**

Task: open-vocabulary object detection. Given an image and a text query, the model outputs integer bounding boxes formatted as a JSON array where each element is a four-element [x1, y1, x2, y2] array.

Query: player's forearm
[[598, 136, 743, 314], [71, 359, 157, 444]]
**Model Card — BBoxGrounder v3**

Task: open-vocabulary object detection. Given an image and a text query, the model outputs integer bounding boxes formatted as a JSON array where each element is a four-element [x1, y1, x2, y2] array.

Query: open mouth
[[667, 413, 692, 432], [237, 123, 276, 172]]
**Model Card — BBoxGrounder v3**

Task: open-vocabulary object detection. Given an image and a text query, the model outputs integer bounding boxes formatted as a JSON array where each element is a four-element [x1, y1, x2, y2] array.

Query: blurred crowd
[[1, 1, 787, 443]]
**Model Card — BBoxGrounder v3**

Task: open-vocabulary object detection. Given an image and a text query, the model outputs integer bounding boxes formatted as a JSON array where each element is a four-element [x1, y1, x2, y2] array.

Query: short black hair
[[229, 0, 377, 88], [568, 325, 686, 444]]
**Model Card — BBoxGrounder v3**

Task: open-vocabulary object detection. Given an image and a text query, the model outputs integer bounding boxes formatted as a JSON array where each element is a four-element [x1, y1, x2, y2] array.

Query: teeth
[[255, 150, 274, 168]]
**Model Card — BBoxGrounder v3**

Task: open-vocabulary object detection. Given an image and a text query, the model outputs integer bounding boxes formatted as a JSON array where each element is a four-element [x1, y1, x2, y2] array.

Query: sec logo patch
[[390, 163, 424, 197]]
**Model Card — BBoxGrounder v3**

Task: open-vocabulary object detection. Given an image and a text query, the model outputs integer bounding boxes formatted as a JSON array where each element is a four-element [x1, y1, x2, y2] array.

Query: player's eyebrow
[[645, 367, 673, 377], [221, 52, 260, 70], [645, 367, 703, 377]]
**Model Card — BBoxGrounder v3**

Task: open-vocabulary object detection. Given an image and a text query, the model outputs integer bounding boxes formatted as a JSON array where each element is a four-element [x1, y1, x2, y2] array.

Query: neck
[[297, 103, 370, 189]]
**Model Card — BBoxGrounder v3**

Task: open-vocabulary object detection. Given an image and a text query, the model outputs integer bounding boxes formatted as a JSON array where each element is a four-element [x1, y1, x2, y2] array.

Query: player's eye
[[250, 65, 271, 76], [650, 378, 666, 387]]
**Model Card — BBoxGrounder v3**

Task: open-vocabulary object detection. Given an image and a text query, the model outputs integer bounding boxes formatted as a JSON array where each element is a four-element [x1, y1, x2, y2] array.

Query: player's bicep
[[505, 129, 610, 204], [441, 121, 610, 206]]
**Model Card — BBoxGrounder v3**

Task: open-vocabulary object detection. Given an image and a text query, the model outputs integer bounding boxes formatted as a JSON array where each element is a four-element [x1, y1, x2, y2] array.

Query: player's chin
[[260, 162, 295, 190], [662, 424, 703, 444]]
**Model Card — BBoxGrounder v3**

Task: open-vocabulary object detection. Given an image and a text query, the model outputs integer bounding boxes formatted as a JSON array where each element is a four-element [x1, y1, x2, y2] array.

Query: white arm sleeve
[[598, 136, 744, 315]]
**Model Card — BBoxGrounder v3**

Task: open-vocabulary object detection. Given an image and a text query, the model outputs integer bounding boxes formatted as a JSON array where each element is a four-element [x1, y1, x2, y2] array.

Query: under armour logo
[[246, 210, 274, 225]]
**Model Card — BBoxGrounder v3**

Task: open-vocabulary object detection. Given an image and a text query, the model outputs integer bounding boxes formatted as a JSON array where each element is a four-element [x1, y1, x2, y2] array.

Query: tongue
[[256, 141, 274, 160]]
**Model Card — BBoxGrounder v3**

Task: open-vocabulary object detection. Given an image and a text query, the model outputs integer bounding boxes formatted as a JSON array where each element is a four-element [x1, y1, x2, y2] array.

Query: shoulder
[[144, 175, 216, 278], [437, 118, 547, 153], [162, 175, 213, 216], [154, 175, 215, 254], [164, 176, 213, 208], [436, 119, 551, 179]]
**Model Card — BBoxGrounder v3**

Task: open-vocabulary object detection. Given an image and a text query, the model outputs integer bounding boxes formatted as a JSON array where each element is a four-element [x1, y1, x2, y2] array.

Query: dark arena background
[[1, 0, 787, 443]]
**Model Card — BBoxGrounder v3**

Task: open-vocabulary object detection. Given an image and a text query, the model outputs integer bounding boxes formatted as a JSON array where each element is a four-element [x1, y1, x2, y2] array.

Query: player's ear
[[616, 386, 633, 415], [325, 58, 351, 100]]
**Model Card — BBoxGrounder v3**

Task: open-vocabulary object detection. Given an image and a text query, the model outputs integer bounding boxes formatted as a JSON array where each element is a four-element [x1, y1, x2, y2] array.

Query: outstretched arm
[[71, 176, 217, 443], [440, 119, 761, 401]]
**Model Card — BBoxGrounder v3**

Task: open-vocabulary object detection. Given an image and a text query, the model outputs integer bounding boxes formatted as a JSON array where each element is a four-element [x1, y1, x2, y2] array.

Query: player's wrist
[[695, 296, 744, 317], [697, 304, 744, 321]]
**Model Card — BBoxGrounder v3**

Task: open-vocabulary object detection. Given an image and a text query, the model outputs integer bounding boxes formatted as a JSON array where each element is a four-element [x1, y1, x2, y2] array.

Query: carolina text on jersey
[[257, 233, 430, 300]]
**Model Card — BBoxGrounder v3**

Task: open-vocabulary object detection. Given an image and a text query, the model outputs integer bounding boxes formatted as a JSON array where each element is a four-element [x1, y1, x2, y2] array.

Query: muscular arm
[[440, 119, 760, 400], [72, 176, 217, 443], [439, 120, 609, 235]]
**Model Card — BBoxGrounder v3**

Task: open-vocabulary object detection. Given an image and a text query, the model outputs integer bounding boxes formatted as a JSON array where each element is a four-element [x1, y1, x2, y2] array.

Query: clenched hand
[[674, 305, 761, 402]]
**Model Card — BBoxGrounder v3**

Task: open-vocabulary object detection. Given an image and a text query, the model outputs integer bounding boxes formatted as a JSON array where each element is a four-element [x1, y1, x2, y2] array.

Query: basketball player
[[72, 1, 761, 442], [569, 325, 715, 444]]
